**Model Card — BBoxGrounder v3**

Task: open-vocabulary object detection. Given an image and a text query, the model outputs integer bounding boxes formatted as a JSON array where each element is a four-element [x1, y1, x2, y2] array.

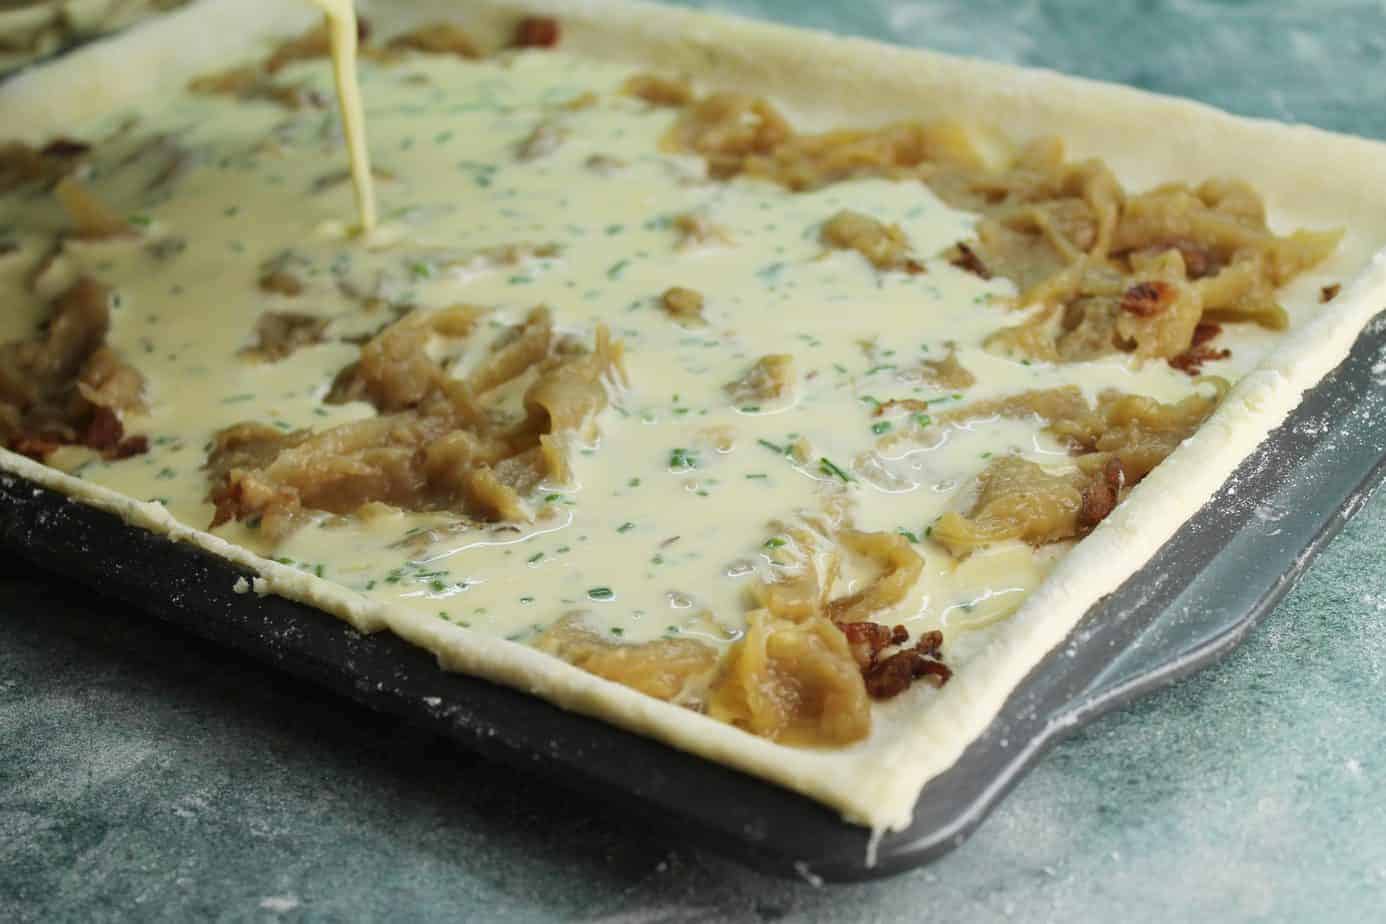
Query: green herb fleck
[[587, 587, 615, 601], [668, 447, 698, 471], [818, 457, 853, 482]]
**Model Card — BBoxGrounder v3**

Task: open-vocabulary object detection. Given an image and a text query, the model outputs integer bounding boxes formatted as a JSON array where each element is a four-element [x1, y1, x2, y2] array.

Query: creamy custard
[[0, 39, 1289, 684], [306, 0, 377, 233]]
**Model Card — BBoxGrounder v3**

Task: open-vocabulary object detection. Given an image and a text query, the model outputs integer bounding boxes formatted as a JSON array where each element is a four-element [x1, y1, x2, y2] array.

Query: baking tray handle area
[[863, 307, 1386, 880], [1063, 315, 1386, 723]]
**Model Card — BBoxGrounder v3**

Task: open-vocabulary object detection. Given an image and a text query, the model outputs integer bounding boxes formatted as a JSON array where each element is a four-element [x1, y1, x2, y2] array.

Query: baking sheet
[[5, 302, 1384, 882]]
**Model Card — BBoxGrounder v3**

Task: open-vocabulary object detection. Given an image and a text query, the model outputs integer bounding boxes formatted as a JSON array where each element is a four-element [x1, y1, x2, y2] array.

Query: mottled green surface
[[5, 1, 1386, 920]]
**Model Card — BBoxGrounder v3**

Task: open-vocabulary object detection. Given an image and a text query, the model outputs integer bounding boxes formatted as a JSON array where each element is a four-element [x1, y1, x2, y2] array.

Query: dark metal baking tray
[[3, 307, 1385, 882]]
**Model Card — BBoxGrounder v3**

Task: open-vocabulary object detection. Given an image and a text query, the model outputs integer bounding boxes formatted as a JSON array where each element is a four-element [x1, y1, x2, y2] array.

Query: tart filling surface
[[2, 0, 1380, 832]]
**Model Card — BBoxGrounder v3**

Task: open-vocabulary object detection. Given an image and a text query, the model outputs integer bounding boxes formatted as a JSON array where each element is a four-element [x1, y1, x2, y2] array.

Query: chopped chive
[[763, 537, 786, 549], [587, 587, 615, 601], [818, 457, 853, 482], [668, 447, 698, 470], [617, 522, 635, 533], [871, 421, 892, 435]]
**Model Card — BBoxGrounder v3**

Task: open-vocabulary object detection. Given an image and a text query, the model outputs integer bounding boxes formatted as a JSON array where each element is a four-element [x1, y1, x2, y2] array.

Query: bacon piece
[[914, 629, 943, 659], [863, 649, 952, 699], [1190, 321, 1222, 347], [1168, 344, 1231, 375], [837, 621, 950, 699], [513, 16, 559, 48], [838, 621, 908, 669], [1167, 321, 1229, 375], [949, 241, 991, 279], [10, 436, 61, 461], [1119, 280, 1176, 318], [107, 434, 149, 460], [81, 407, 149, 460], [83, 406, 123, 451], [40, 138, 91, 159], [1078, 457, 1126, 531]]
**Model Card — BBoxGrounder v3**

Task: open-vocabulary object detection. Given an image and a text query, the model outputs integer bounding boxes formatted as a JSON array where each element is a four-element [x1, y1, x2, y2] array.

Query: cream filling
[[0, 46, 1297, 673], [305, 0, 377, 233]]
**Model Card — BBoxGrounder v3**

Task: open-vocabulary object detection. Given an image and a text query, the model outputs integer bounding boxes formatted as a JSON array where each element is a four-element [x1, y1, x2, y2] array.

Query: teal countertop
[[4, 1, 1386, 920]]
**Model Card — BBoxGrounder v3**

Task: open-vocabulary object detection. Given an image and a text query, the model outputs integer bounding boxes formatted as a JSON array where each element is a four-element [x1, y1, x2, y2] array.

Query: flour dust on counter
[[0, 8, 1341, 763]]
